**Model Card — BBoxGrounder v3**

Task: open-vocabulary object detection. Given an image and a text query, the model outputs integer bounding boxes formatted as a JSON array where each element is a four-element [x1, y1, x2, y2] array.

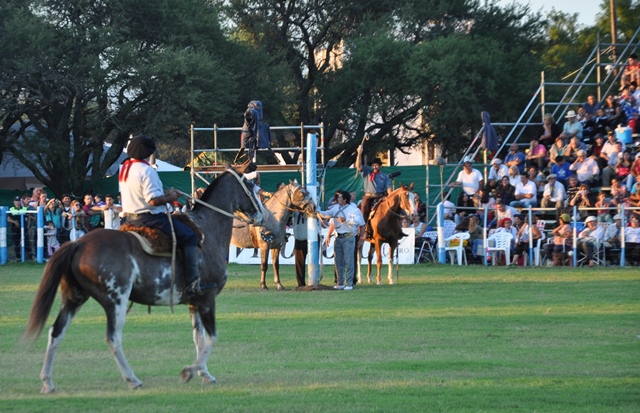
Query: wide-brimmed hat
[[490, 158, 502, 165], [370, 157, 383, 166], [565, 110, 577, 118], [560, 213, 571, 223], [585, 216, 596, 224]]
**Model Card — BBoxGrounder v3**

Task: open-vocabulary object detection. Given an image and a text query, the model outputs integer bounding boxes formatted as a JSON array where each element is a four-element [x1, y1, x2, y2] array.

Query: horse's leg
[[104, 291, 143, 390], [259, 246, 269, 290], [181, 304, 217, 385], [387, 244, 396, 285], [366, 244, 373, 284], [375, 242, 383, 285], [40, 290, 88, 394], [271, 248, 284, 291], [356, 247, 363, 284]]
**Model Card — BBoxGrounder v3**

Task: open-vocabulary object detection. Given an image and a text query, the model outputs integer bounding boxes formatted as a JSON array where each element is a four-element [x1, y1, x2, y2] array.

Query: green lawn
[[0, 262, 638, 412]]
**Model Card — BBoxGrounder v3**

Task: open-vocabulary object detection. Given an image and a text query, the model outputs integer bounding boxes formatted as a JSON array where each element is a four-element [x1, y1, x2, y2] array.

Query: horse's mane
[[192, 170, 226, 212]]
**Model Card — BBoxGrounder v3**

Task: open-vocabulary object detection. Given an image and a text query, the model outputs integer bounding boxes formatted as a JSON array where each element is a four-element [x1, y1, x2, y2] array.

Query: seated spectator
[[610, 178, 629, 207], [488, 198, 518, 229], [615, 151, 633, 183], [507, 165, 521, 187], [413, 192, 427, 222], [527, 166, 545, 196], [590, 134, 607, 170], [510, 214, 542, 266], [569, 183, 593, 220], [540, 174, 566, 209], [505, 143, 526, 174], [569, 150, 600, 185], [539, 113, 562, 147], [411, 214, 428, 238], [576, 216, 605, 267], [456, 192, 474, 223], [583, 95, 602, 117], [558, 110, 583, 142], [551, 156, 572, 185], [624, 215, 640, 265], [488, 158, 509, 181], [564, 175, 581, 206], [595, 191, 613, 223], [602, 141, 624, 187], [495, 217, 518, 246], [620, 53, 640, 90], [602, 95, 626, 128], [565, 136, 587, 163], [442, 213, 457, 239], [526, 139, 547, 172], [549, 137, 569, 167], [544, 213, 573, 266], [495, 176, 516, 206], [628, 152, 640, 189], [604, 214, 623, 254], [510, 174, 538, 208]]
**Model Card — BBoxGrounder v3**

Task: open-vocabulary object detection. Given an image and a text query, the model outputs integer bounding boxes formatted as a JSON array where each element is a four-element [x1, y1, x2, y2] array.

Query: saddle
[[119, 215, 204, 256]]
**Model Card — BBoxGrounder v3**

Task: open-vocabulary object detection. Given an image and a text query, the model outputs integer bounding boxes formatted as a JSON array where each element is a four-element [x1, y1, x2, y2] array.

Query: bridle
[[381, 187, 415, 219], [178, 168, 265, 225], [273, 184, 315, 215]]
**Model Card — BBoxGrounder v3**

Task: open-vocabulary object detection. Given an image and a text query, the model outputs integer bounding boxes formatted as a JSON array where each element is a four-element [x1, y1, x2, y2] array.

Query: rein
[[272, 186, 313, 214], [178, 168, 264, 225]]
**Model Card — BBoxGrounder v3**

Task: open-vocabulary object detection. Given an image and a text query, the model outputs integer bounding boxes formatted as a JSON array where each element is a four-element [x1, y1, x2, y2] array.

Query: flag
[[480, 111, 498, 152]]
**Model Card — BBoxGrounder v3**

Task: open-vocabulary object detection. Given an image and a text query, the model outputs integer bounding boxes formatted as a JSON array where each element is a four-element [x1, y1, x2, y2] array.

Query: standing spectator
[[44, 197, 63, 232], [540, 174, 566, 209], [505, 143, 526, 174], [58, 194, 73, 244], [558, 110, 583, 142], [69, 200, 88, 240], [82, 194, 101, 230], [317, 190, 365, 290], [576, 216, 604, 267], [292, 211, 308, 288], [450, 159, 484, 203], [101, 194, 123, 229], [510, 174, 538, 208], [44, 221, 61, 258], [7, 196, 32, 260]]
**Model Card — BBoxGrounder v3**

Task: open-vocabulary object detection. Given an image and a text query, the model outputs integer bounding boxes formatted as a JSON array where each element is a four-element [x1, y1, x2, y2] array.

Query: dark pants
[[294, 239, 307, 287], [361, 194, 383, 232], [128, 213, 198, 246]]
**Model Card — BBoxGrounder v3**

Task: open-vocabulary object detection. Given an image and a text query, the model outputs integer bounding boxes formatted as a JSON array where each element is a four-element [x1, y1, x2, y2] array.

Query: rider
[[355, 144, 392, 239], [119, 134, 203, 298]]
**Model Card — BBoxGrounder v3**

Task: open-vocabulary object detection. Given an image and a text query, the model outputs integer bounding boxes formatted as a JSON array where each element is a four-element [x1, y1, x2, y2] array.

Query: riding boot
[[182, 246, 203, 298]]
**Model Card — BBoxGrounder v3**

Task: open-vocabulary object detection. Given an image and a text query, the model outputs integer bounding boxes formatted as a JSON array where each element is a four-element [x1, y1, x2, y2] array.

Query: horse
[[23, 163, 268, 393], [230, 181, 316, 290], [362, 183, 416, 285]]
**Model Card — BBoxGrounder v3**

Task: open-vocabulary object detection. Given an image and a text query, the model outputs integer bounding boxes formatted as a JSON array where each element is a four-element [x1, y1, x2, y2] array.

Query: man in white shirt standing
[[510, 174, 538, 208], [540, 174, 566, 209], [451, 159, 484, 203], [318, 190, 365, 290]]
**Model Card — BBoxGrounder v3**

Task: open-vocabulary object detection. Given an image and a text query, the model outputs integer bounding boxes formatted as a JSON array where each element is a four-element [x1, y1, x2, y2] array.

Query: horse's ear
[[293, 179, 299, 185], [236, 159, 256, 175], [410, 182, 414, 190]]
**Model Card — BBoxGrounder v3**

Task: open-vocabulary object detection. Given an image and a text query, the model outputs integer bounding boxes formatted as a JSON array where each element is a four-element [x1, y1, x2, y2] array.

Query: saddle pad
[[127, 231, 172, 257]]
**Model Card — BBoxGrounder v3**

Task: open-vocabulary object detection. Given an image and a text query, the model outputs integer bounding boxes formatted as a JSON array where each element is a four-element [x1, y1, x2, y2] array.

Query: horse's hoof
[[276, 283, 285, 291], [260, 284, 269, 291], [389, 279, 395, 285], [201, 375, 217, 385], [181, 366, 194, 383], [128, 380, 143, 390], [41, 384, 55, 394], [377, 281, 382, 286]]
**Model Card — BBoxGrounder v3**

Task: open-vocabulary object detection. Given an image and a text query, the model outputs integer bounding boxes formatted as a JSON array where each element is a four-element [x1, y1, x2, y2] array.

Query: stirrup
[[185, 279, 204, 298]]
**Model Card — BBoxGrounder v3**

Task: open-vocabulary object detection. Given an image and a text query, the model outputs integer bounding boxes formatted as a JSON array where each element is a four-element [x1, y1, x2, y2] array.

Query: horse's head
[[287, 181, 316, 217], [395, 183, 417, 216]]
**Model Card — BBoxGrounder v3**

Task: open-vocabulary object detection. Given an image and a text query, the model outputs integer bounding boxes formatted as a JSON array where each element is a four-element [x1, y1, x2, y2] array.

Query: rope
[[166, 205, 177, 313]]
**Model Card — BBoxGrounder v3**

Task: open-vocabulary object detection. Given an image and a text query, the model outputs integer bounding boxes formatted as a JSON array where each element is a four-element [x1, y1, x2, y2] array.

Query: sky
[[496, 0, 604, 27]]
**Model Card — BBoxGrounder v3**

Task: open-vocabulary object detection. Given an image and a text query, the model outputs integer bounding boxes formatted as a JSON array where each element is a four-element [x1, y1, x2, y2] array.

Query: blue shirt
[[505, 151, 526, 173], [360, 166, 392, 194], [551, 162, 572, 184]]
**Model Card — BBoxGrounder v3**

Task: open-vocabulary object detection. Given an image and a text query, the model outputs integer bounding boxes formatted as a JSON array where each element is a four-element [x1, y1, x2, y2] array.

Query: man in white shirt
[[451, 159, 484, 202], [577, 215, 605, 267], [602, 141, 624, 186], [318, 190, 365, 290], [510, 174, 538, 208], [488, 199, 518, 228], [569, 150, 600, 184], [488, 158, 509, 182], [540, 174, 566, 209]]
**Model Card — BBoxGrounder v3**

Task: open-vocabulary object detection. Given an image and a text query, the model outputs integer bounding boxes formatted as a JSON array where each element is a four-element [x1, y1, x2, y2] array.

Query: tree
[[0, 0, 259, 196]]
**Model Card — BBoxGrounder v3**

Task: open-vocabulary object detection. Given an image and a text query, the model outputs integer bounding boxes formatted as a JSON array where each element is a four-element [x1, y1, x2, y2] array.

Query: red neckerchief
[[119, 159, 149, 182], [369, 170, 379, 182]]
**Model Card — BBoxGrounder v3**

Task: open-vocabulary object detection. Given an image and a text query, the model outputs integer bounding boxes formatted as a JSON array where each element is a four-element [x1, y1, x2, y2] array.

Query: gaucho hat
[[127, 134, 156, 160]]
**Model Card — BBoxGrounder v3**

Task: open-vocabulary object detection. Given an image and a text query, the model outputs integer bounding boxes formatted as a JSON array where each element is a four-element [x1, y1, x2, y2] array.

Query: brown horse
[[230, 181, 316, 290], [23, 164, 268, 393], [363, 184, 416, 285]]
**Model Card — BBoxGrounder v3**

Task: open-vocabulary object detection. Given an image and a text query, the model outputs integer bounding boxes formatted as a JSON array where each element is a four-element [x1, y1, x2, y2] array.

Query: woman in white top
[[411, 214, 427, 238], [508, 165, 520, 187], [624, 215, 640, 264]]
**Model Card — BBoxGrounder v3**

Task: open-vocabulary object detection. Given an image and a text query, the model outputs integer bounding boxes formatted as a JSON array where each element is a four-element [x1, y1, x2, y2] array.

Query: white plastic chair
[[523, 232, 546, 266], [486, 232, 513, 266], [444, 232, 470, 265]]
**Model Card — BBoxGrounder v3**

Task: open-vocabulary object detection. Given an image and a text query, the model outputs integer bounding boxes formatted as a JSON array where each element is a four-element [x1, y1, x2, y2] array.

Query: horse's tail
[[23, 241, 79, 342]]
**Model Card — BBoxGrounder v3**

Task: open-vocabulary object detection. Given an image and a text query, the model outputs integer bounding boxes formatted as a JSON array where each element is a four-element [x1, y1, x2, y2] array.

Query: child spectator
[[44, 221, 61, 257]]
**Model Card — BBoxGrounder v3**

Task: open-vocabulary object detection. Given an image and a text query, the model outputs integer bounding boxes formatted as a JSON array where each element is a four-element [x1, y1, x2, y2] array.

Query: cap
[[560, 213, 571, 223], [547, 174, 557, 180], [14, 196, 20, 201], [613, 214, 622, 220], [585, 216, 596, 223], [490, 158, 502, 165]]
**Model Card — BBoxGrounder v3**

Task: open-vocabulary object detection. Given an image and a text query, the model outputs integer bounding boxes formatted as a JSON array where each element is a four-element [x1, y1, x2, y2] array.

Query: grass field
[[0, 262, 639, 412]]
